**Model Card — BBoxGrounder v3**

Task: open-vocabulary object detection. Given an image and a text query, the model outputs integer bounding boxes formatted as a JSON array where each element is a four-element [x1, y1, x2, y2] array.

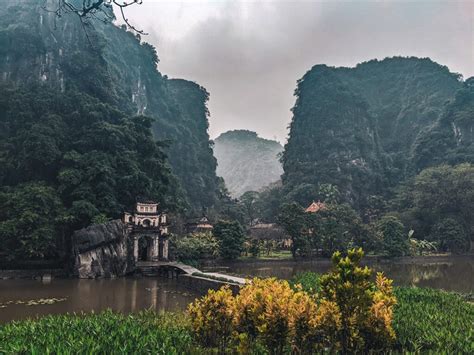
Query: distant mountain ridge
[[214, 130, 283, 197]]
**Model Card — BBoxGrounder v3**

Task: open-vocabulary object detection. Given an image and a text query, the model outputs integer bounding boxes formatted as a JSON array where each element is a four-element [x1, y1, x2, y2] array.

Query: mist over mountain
[[214, 130, 283, 197]]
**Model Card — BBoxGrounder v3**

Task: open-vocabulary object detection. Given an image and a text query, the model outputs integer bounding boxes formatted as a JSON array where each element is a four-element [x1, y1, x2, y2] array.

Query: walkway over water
[[136, 261, 247, 285]]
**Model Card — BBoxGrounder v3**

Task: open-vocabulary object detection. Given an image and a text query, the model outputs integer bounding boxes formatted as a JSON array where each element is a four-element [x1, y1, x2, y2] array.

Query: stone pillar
[[133, 237, 138, 262], [151, 237, 159, 261], [162, 239, 169, 261]]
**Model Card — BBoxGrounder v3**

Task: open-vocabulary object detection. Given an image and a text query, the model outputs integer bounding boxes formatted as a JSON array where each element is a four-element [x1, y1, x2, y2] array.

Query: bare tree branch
[[41, 0, 147, 35]]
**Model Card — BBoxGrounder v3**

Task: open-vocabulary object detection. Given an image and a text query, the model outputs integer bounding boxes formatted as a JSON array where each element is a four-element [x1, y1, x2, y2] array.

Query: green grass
[[0, 310, 200, 354], [393, 287, 474, 353], [239, 250, 293, 261], [1, 287, 472, 354]]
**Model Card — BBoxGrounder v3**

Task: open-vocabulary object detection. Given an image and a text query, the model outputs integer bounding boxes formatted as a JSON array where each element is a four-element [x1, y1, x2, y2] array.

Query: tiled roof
[[305, 201, 326, 213]]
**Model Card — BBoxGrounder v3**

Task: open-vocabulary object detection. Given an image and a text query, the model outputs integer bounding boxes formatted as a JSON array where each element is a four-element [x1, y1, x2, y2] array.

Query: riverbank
[[1, 287, 472, 353], [1, 253, 470, 280]]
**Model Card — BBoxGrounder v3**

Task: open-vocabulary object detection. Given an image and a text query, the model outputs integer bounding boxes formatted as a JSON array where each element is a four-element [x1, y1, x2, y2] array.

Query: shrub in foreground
[[188, 248, 397, 353], [187, 286, 234, 351], [291, 272, 474, 353]]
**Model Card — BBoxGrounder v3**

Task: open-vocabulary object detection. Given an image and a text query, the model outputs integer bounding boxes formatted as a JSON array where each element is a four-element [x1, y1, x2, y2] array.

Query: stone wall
[[72, 220, 135, 278]]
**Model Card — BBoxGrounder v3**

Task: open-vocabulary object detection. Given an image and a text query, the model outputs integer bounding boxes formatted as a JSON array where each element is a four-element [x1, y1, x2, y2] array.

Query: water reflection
[[1, 256, 472, 324], [0, 278, 201, 324], [211, 256, 474, 293]]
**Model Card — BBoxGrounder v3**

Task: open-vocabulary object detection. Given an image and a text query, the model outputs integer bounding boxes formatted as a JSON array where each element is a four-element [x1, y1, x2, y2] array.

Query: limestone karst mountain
[[281, 57, 470, 211], [214, 130, 283, 197], [0, 0, 220, 214]]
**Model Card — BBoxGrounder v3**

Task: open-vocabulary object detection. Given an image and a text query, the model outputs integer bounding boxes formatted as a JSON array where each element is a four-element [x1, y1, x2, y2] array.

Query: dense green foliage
[[170, 233, 220, 264], [0, 86, 177, 261], [280, 57, 468, 214], [375, 215, 409, 257], [393, 287, 474, 353], [164, 79, 221, 210], [289, 271, 321, 294], [393, 163, 473, 252], [277, 202, 378, 257], [214, 130, 283, 197], [0, 183, 66, 260], [0, 2, 228, 261], [277, 203, 308, 257], [0, 311, 196, 354], [413, 78, 474, 172], [213, 220, 246, 259], [308, 203, 374, 256]]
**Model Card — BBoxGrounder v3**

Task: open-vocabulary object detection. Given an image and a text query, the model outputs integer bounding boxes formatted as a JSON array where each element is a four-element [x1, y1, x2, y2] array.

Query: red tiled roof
[[305, 201, 326, 213]]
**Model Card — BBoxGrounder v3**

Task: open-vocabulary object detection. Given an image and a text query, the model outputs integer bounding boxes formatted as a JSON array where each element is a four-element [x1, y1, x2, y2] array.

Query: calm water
[[1, 256, 472, 324], [0, 278, 201, 324], [207, 256, 474, 293]]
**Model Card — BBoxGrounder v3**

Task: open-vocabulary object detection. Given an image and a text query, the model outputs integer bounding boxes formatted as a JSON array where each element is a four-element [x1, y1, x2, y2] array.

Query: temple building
[[123, 201, 169, 262], [185, 216, 214, 234], [305, 200, 326, 213]]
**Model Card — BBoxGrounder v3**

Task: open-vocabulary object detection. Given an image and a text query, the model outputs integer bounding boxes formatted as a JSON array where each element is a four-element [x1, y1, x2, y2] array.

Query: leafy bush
[[0, 310, 196, 354], [213, 220, 246, 259], [187, 286, 234, 351], [431, 218, 469, 254], [375, 215, 409, 257], [289, 271, 321, 294], [170, 232, 220, 263], [320, 248, 397, 352], [233, 278, 295, 352], [189, 249, 397, 353]]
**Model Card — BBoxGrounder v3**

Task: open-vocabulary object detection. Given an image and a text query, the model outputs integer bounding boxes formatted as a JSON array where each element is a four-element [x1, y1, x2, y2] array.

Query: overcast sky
[[122, 0, 473, 143]]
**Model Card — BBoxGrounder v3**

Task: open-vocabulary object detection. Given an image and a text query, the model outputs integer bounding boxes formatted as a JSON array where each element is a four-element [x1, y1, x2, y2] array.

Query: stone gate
[[124, 201, 169, 262]]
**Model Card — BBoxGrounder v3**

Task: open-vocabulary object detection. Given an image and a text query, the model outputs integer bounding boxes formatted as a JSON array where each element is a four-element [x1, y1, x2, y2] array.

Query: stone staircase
[[137, 265, 159, 277]]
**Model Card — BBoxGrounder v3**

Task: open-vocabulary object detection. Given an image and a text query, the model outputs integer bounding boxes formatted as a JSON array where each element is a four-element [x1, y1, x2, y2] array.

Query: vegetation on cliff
[[0, 86, 178, 261], [281, 57, 464, 212], [0, 2, 226, 261]]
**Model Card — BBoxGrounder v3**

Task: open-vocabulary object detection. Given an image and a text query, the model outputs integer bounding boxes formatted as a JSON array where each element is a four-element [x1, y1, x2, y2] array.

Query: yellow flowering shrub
[[364, 272, 397, 349], [320, 248, 397, 352], [188, 248, 397, 353], [187, 285, 234, 351], [234, 278, 294, 353]]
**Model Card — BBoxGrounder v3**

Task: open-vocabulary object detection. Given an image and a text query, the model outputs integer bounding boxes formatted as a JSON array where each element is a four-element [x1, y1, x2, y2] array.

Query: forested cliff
[[214, 130, 283, 197], [0, 1, 221, 260], [281, 57, 471, 211]]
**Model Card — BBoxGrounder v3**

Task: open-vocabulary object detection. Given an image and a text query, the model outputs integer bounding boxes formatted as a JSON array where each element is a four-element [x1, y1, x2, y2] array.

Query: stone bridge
[[136, 261, 247, 286]]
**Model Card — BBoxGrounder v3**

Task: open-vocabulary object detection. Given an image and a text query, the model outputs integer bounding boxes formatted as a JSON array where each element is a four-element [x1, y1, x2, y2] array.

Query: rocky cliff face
[[214, 130, 283, 197], [72, 220, 134, 278], [0, 0, 220, 213], [281, 57, 466, 210], [412, 78, 474, 171]]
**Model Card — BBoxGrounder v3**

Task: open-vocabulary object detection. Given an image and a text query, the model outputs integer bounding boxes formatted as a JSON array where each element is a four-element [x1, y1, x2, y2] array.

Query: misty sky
[[123, 0, 473, 143]]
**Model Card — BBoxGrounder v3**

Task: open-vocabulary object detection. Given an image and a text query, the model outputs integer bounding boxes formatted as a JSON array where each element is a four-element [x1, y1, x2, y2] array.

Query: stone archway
[[137, 236, 152, 261]]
